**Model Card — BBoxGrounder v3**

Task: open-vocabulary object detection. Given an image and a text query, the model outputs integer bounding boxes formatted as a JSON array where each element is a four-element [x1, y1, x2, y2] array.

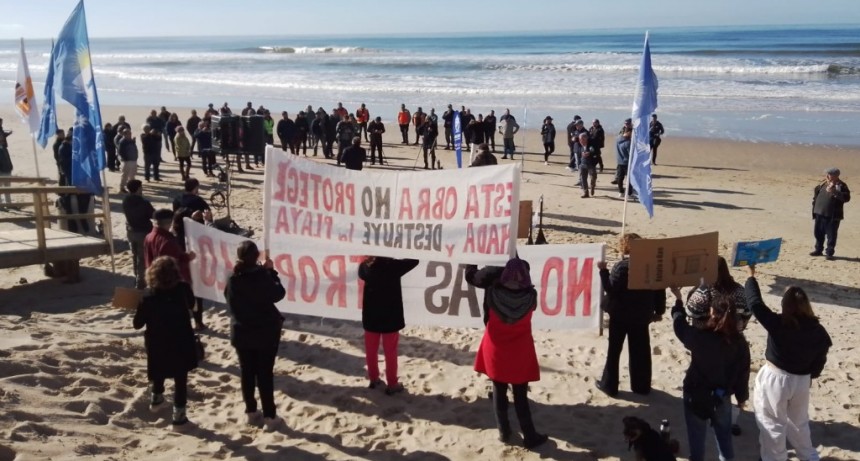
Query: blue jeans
[[813, 214, 840, 256], [684, 392, 734, 461]]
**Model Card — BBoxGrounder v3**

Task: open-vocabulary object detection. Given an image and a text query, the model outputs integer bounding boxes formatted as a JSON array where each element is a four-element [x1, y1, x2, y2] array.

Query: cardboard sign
[[627, 232, 719, 289], [263, 146, 520, 265], [731, 238, 782, 267], [112, 287, 143, 309], [517, 200, 533, 239], [185, 219, 604, 330]]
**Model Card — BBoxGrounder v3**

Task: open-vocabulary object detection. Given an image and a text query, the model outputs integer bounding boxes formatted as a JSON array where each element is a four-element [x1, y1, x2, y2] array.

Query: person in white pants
[[744, 265, 832, 461]]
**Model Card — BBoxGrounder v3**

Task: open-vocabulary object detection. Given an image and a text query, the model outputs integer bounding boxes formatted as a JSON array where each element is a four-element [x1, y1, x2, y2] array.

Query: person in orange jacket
[[355, 103, 370, 142], [397, 104, 411, 144]]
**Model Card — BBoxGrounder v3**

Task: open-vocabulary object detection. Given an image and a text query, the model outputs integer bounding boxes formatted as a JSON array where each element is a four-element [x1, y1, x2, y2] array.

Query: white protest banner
[[186, 220, 603, 330], [263, 146, 520, 265]]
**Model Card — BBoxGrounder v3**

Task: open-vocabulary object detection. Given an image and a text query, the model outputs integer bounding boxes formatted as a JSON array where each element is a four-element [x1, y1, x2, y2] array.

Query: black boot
[[492, 382, 512, 443], [512, 384, 547, 449]]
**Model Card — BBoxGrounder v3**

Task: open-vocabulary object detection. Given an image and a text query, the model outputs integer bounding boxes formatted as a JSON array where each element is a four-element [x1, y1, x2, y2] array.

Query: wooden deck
[[0, 228, 111, 269]]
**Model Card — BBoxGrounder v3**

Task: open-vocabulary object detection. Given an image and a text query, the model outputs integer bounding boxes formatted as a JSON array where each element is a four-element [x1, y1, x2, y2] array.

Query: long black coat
[[224, 266, 287, 350], [133, 282, 197, 379], [358, 258, 419, 333]]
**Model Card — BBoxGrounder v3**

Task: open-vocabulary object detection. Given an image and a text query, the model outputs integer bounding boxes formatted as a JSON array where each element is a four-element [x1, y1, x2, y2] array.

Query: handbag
[[685, 387, 725, 420]]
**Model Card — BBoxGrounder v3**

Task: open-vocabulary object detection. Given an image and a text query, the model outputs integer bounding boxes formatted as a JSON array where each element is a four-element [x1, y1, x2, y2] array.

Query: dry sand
[[1, 105, 859, 460]]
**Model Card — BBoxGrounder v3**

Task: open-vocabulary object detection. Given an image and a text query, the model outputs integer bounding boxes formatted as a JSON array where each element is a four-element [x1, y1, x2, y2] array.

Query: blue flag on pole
[[36, 41, 57, 149], [54, 0, 104, 194], [629, 33, 658, 217], [453, 110, 462, 168]]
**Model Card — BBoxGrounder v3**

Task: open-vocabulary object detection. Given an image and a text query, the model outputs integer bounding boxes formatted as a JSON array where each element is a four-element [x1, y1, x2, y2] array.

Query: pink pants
[[364, 331, 399, 386]]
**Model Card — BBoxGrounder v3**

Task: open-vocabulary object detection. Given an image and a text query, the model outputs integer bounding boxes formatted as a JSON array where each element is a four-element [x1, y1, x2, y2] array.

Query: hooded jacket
[[224, 265, 287, 350]]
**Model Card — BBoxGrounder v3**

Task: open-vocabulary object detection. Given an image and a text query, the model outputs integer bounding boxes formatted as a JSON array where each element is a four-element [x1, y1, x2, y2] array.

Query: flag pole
[[30, 136, 41, 178], [620, 132, 635, 239]]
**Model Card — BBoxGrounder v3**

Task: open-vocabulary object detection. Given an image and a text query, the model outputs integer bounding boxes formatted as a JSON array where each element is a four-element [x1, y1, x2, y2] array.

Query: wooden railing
[[0, 179, 116, 272]]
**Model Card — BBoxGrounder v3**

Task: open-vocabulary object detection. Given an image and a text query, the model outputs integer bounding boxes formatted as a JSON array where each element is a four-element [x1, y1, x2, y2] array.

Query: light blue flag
[[629, 33, 658, 217], [453, 111, 462, 168], [54, 0, 104, 194], [36, 41, 57, 149]]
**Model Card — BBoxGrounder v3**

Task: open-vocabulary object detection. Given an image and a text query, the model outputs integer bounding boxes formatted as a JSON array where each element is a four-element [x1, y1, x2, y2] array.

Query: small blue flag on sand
[[36, 41, 57, 149], [629, 33, 658, 217], [453, 111, 462, 168], [54, 0, 105, 194]]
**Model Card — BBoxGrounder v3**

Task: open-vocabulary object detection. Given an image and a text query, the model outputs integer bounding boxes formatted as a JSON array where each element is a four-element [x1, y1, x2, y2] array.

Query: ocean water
[[1, 25, 859, 146]]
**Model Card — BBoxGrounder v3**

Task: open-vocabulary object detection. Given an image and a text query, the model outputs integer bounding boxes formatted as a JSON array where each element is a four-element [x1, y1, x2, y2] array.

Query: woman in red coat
[[466, 258, 548, 449]]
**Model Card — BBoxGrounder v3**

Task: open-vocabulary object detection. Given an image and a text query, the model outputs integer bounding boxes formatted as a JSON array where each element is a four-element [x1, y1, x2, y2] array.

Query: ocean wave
[[486, 62, 858, 75], [256, 46, 371, 54]]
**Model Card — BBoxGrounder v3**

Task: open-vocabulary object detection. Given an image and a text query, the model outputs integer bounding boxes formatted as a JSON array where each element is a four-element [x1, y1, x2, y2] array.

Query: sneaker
[[565, 166, 572, 172], [150, 392, 164, 410], [244, 410, 262, 424], [610, 180, 619, 185], [172, 406, 188, 426], [368, 379, 385, 390], [825, 255, 835, 261], [263, 416, 283, 431], [384, 384, 405, 396], [581, 193, 589, 199], [590, 188, 595, 196], [544, 161, 548, 166], [618, 193, 625, 198], [809, 251, 823, 256]]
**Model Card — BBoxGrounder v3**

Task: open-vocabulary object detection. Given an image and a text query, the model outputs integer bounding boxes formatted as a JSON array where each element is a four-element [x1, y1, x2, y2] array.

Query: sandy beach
[[1, 105, 859, 461]]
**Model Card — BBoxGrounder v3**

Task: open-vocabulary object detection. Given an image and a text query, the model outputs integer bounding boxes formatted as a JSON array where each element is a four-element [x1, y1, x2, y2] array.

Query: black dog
[[622, 416, 679, 461]]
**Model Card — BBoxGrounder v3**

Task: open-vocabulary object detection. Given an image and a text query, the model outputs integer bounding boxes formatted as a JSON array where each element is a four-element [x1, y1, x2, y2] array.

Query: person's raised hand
[[670, 286, 682, 299], [746, 264, 756, 278], [597, 261, 608, 271], [187, 251, 196, 261]]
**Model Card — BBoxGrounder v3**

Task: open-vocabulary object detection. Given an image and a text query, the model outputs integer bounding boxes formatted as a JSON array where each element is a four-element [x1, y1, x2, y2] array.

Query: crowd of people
[[120, 141, 843, 460]]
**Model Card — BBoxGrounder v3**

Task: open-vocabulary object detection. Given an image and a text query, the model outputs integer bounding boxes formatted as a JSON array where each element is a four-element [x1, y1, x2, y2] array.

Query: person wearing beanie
[[810, 167, 850, 260], [143, 208, 196, 277]]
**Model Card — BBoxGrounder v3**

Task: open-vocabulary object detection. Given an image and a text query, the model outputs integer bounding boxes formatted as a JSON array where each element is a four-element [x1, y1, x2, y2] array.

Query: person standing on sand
[[336, 114, 357, 165], [397, 104, 411, 145], [669, 286, 750, 461], [185, 110, 200, 137], [568, 119, 588, 176], [589, 119, 606, 173], [133, 256, 198, 427], [241, 101, 255, 116], [294, 111, 309, 156], [277, 111, 295, 154], [190, 121, 214, 177], [368, 116, 385, 165], [442, 104, 454, 149], [104, 122, 118, 172], [140, 125, 162, 182], [412, 107, 427, 145], [541, 116, 556, 165], [122, 179, 155, 289], [421, 116, 438, 169], [466, 258, 549, 449], [117, 128, 139, 193], [174, 127, 192, 181], [565, 115, 581, 171], [356, 103, 370, 142], [499, 114, 520, 160], [744, 265, 832, 461], [649, 114, 665, 165], [0, 118, 13, 206], [358, 256, 419, 395], [612, 118, 635, 198], [577, 133, 598, 198], [810, 167, 850, 260], [166, 113, 181, 159], [484, 110, 497, 153], [595, 233, 666, 397], [224, 241, 287, 430]]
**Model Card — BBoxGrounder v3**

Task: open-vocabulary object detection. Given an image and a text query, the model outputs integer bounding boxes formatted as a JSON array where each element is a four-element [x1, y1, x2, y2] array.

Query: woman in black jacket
[[745, 265, 831, 461], [670, 287, 750, 461], [224, 241, 287, 430], [133, 256, 197, 427], [595, 233, 666, 397], [358, 256, 419, 395]]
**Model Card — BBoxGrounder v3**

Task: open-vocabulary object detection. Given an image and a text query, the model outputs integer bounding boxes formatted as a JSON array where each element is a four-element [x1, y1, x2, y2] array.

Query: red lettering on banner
[[566, 257, 593, 316], [323, 256, 346, 308], [274, 160, 288, 202], [298, 256, 320, 302], [217, 241, 234, 292], [495, 182, 513, 217], [539, 257, 594, 316], [275, 207, 289, 235], [416, 188, 431, 220], [443, 187, 457, 219], [198, 236, 217, 288], [540, 257, 564, 316], [464, 186, 479, 219], [463, 223, 509, 255], [398, 189, 414, 220], [274, 254, 297, 302], [350, 255, 366, 310]]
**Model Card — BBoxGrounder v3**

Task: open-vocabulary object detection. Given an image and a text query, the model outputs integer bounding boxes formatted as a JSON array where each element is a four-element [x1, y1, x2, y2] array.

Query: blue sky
[[0, 0, 856, 38]]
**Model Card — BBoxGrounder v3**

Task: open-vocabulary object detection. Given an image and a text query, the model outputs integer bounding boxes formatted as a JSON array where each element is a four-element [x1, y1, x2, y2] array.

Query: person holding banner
[[669, 286, 750, 461], [744, 265, 832, 461], [358, 256, 419, 395], [596, 233, 666, 397], [224, 241, 287, 430], [133, 256, 198, 427], [466, 258, 548, 449]]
